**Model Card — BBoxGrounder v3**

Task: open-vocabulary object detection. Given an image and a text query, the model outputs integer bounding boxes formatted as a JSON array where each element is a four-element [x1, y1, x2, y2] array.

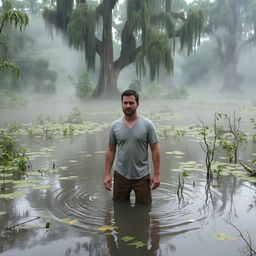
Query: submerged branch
[[5, 217, 40, 231], [227, 221, 256, 255]]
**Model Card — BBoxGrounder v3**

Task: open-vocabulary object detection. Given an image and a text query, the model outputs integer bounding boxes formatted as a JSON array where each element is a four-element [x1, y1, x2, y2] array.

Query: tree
[[0, 0, 29, 76], [43, 0, 203, 98], [192, 0, 256, 92], [33, 58, 57, 93]]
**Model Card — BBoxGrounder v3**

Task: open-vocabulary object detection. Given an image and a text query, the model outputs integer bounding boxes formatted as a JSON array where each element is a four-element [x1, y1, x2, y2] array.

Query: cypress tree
[[43, 0, 203, 98]]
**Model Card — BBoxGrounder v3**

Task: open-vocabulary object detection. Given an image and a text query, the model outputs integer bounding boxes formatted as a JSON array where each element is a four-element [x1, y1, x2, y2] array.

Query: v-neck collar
[[123, 116, 140, 130]]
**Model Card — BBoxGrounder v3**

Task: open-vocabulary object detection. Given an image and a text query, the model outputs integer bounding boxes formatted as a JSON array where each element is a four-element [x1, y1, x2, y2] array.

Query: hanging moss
[[179, 8, 204, 55], [136, 29, 173, 81], [67, 3, 96, 71]]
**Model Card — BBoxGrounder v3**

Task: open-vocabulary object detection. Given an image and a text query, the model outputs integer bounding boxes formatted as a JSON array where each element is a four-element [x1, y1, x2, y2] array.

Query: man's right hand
[[104, 174, 112, 191]]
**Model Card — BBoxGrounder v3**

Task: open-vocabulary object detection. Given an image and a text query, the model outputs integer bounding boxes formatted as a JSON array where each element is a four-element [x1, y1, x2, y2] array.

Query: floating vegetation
[[58, 176, 78, 180], [122, 236, 135, 242], [60, 218, 79, 225], [0, 211, 7, 216], [0, 191, 26, 199], [209, 233, 239, 241], [128, 240, 147, 248], [170, 161, 203, 172], [32, 184, 51, 190], [98, 225, 117, 232], [59, 166, 69, 170]]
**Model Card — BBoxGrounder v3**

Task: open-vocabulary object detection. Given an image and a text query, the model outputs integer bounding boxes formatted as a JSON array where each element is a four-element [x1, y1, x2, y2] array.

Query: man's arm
[[150, 142, 160, 190], [104, 144, 116, 191]]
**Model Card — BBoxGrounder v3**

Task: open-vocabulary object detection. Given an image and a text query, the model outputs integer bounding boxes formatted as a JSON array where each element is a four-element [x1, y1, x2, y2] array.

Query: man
[[104, 89, 160, 204]]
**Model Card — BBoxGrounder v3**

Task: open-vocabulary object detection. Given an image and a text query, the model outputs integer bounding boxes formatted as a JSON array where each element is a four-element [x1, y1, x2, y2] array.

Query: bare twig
[[5, 217, 40, 231], [227, 221, 256, 255]]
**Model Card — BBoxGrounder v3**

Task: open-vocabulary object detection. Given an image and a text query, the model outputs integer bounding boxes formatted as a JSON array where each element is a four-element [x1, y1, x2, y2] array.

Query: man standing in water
[[104, 90, 160, 204]]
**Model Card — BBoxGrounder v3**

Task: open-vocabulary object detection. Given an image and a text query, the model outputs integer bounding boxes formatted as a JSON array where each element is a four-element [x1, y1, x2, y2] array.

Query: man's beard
[[123, 108, 135, 116]]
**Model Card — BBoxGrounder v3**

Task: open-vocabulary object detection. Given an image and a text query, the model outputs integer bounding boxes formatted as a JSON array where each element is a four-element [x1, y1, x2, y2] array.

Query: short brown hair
[[121, 90, 139, 103]]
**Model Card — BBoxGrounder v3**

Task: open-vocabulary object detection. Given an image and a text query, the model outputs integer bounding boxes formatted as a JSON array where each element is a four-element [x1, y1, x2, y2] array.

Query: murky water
[[0, 96, 256, 255]]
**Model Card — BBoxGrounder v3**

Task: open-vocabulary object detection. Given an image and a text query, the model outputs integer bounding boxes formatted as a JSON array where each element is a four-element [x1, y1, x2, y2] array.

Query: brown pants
[[113, 171, 152, 204]]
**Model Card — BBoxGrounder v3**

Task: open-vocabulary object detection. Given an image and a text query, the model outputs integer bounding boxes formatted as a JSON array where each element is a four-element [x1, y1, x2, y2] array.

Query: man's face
[[122, 95, 139, 117]]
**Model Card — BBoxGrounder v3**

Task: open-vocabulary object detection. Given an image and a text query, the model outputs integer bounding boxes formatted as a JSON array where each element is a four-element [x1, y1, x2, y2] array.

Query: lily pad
[[0, 173, 13, 178], [0, 191, 26, 199], [209, 233, 239, 241], [60, 218, 79, 225], [122, 236, 135, 242], [0, 211, 7, 216], [128, 240, 147, 248], [59, 166, 68, 170], [58, 176, 78, 180], [33, 185, 51, 190], [98, 225, 117, 232]]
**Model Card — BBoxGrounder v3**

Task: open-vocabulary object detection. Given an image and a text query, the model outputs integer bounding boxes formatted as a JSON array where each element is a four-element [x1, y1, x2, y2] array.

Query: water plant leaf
[[58, 176, 78, 180], [60, 218, 79, 225], [0, 211, 7, 216], [0, 191, 26, 199], [242, 176, 256, 183], [33, 185, 51, 190], [128, 240, 147, 248], [121, 236, 135, 242], [20, 225, 41, 230], [59, 166, 69, 170], [0, 173, 13, 177], [98, 225, 117, 232], [0, 179, 15, 184], [45, 222, 51, 229], [209, 233, 239, 241], [69, 160, 77, 163]]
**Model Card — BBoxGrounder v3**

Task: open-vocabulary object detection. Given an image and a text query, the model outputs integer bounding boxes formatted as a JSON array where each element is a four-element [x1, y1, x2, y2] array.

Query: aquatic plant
[[216, 113, 247, 164], [75, 72, 94, 98], [66, 107, 83, 124], [166, 86, 188, 99], [198, 114, 218, 180]]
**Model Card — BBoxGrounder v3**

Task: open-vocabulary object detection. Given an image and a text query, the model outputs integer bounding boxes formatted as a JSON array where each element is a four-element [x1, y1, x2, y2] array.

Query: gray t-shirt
[[108, 116, 159, 179]]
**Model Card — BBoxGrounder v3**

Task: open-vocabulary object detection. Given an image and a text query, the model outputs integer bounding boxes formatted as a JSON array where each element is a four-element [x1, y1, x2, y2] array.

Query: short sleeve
[[147, 121, 159, 144], [108, 123, 117, 145]]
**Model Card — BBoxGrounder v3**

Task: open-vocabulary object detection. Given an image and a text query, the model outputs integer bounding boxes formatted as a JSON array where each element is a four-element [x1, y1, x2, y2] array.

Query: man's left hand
[[150, 174, 160, 190]]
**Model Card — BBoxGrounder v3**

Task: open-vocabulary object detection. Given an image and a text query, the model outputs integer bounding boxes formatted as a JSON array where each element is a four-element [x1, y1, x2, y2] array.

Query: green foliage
[[0, 1, 29, 77], [0, 61, 21, 77], [216, 113, 247, 164], [43, 0, 203, 97], [33, 58, 57, 93], [75, 72, 94, 99], [0, 130, 29, 176], [179, 8, 203, 55], [128, 80, 142, 92], [67, 3, 96, 71], [166, 86, 188, 99], [66, 107, 83, 124], [0, 1, 29, 32]]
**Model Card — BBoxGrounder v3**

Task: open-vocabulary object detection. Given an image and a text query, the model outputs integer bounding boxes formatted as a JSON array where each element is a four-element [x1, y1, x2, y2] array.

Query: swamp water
[[0, 96, 256, 256]]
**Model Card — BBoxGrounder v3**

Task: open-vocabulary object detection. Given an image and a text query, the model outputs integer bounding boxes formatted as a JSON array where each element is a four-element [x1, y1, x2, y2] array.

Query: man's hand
[[150, 174, 160, 190], [104, 174, 112, 191]]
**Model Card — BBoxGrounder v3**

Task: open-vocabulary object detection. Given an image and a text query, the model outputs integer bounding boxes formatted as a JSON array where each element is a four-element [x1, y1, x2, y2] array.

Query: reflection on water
[[1, 99, 256, 255]]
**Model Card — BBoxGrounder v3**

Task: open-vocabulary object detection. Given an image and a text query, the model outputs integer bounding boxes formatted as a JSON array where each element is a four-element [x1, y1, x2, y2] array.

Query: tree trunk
[[221, 61, 241, 93], [220, 21, 242, 93], [92, 1, 120, 98]]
